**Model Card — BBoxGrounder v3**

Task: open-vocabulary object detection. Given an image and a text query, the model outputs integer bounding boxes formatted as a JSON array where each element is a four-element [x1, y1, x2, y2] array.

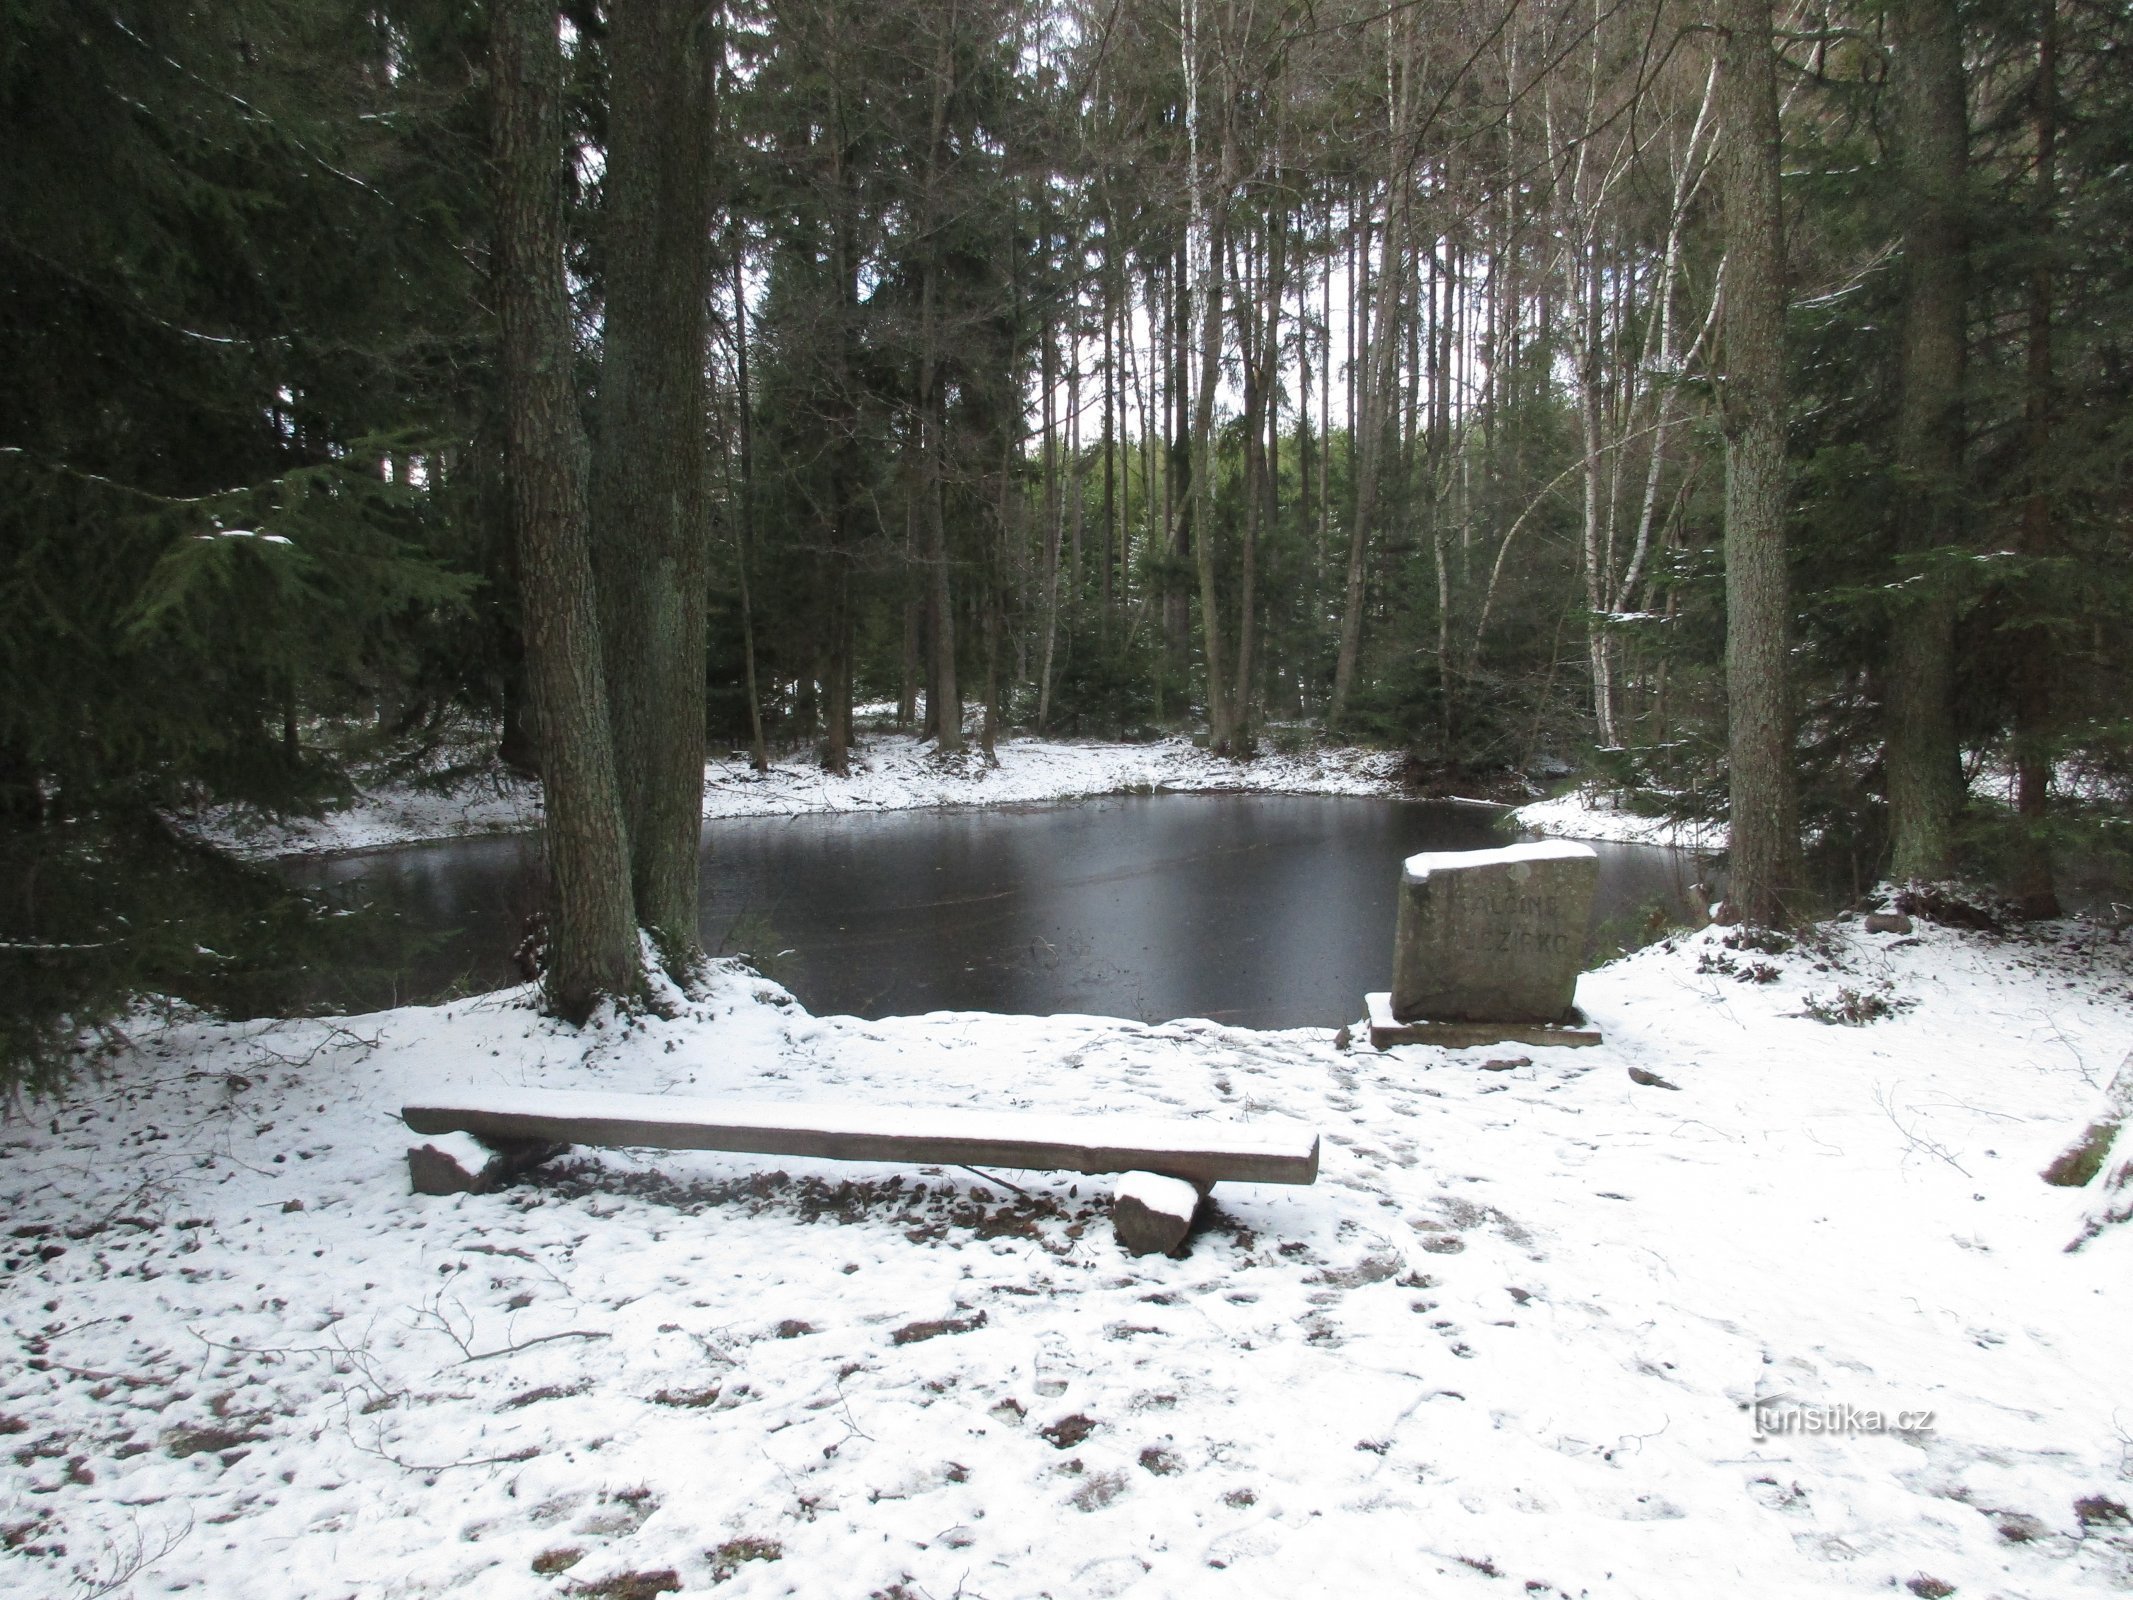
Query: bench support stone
[[408, 1131, 570, 1196], [1112, 1171, 1203, 1256]]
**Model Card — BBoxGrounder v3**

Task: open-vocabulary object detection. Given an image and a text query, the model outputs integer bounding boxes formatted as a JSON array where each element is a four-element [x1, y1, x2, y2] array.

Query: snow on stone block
[[1112, 1170, 1202, 1257], [1398, 838, 1598, 879]]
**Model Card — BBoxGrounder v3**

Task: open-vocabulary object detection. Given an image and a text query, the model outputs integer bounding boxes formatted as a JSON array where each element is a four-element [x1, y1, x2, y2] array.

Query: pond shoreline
[[276, 793, 1715, 1028], [186, 728, 1725, 862], [183, 732, 1418, 860]]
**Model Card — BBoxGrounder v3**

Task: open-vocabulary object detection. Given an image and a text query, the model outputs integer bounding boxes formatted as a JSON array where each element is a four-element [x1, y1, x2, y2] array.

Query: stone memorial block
[[1390, 840, 1597, 1024]]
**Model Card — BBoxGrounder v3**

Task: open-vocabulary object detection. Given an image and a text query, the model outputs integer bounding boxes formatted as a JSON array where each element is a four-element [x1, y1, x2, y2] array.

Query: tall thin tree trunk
[[1579, 230, 1618, 746], [1067, 297, 1085, 617], [920, 283, 960, 752], [730, 251, 768, 774], [491, 0, 639, 1015], [823, 572, 851, 774], [1167, 242, 1193, 687], [918, 18, 961, 752], [1331, 194, 1406, 729], [1715, 0, 1804, 925], [1037, 280, 1063, 728], [1616, 61, 1717, 626], [899, 597, 920, 730], [1101, 210, 1118, 628], [1884, 0, 1970, 883], [1181, 0, 1232, 752], [592, 0, 716, 968], [1236, 218, 1281, 752], [2014, 2, 2061, 919], [818, 59, 862, 780]]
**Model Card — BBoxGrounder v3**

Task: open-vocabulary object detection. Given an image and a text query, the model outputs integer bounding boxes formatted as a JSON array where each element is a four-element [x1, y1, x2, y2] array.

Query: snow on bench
[[401, 1088, 1320, 1256]]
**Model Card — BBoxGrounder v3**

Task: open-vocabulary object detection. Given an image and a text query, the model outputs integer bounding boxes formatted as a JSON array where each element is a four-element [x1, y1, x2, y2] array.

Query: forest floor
[[5, 914, 2132, 1598]]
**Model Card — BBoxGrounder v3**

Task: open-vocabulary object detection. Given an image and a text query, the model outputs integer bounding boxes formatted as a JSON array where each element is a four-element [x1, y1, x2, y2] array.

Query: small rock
[[1480, 1056, 1530, 1072], [1138, 1445, 1183, 1476], [2075, 1494, 2131, 1528], [1112, 1171, 1201, 1257], [1040, 1413, 1097, 1450], [1992, 1511, 2050, 1544], [1864, 912, 1915, 935], [891, 1311, 986, 1346]]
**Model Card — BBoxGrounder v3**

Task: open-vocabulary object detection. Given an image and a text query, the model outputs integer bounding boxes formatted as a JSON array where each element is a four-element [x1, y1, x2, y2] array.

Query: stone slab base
[[1364, 991, 1602, 1052]]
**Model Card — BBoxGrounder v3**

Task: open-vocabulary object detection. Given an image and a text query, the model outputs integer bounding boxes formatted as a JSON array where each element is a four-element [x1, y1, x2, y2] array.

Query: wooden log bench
[[402, 1088, 1320, 1256]]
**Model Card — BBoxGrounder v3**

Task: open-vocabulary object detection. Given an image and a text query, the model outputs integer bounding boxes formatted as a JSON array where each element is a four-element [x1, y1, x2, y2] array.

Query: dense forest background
[[4, 0, 2130, 1078]]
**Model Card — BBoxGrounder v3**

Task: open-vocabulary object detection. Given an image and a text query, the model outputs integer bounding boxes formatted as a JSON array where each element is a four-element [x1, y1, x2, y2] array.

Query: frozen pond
[[281, 793, 1715, 1029]]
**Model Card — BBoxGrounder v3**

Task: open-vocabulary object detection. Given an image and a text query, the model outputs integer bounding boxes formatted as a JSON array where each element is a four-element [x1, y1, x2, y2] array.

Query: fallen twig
[[460, 1328, 611, 1364]]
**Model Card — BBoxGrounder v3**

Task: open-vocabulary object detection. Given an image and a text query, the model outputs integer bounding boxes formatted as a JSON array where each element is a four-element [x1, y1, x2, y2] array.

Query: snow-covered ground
[[5, 918, 2132, 1598], [190, 735, 1405, 859], [1511, 786, 1729, 850], [1513, 754, 2133, 854]]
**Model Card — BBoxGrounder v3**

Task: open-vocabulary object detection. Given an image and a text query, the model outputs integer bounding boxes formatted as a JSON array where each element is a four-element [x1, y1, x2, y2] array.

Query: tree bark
[[1234, 224, 1275, 754], [729, 249, 769, 774], [2013, 2, 2061, 919], [592, 0, 717, 968], [1884, 0, 1970, 883], [1037, 266, 1062, 729], [1180, 0, 1232, 753], [1330, 195, 1405, 731], [491, 0, 640, 1016], [917, 17, 962, 752], [1714, 0, 1804, 926]]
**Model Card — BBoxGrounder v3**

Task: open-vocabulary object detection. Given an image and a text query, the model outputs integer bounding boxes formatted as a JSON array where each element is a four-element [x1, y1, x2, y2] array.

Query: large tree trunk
[[592, 0, 717, 968], [491, 0, 639, 1017], [1884, 0, 1970, 883], [1714, 0, 1804, 927]]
